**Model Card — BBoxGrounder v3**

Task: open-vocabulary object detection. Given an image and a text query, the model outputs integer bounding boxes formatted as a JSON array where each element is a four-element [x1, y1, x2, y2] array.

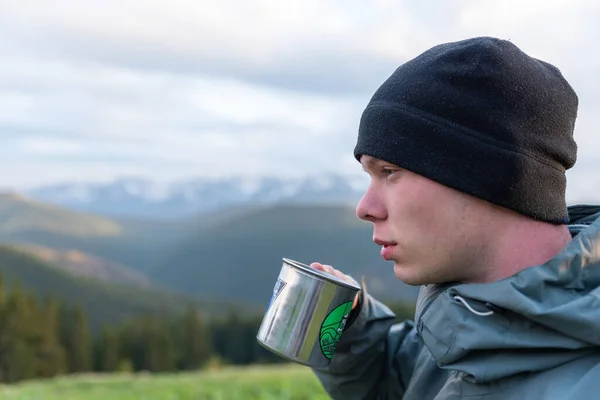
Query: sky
[[0, 0, 599, 202]]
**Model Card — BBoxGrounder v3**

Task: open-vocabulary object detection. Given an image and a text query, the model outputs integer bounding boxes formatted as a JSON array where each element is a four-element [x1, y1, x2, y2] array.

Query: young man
[[309, 37, 600, 399]]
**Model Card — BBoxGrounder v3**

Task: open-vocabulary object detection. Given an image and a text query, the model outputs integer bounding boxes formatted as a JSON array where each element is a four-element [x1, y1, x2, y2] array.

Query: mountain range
[[0, 187, 420, 318], [25, 174, 369, 219]]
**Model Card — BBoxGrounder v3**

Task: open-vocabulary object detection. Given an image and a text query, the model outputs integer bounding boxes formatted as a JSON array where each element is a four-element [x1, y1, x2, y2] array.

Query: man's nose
[[356, 185, 386, 222]]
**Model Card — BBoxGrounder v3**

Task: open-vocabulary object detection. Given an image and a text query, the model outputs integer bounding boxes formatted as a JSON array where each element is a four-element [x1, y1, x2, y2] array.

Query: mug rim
[[282, 257, 361, 291]]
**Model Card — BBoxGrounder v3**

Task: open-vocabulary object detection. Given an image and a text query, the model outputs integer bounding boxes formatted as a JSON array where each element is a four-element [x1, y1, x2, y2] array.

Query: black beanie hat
[[354, 36, 578, 224]]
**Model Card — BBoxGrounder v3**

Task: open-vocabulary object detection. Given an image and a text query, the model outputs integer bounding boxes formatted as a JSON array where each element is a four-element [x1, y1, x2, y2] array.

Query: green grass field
[[0, 364, 331, 400]]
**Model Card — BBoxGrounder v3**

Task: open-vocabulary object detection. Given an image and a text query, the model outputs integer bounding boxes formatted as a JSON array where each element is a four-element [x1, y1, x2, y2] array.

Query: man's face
[[356, 155, 492, 286]]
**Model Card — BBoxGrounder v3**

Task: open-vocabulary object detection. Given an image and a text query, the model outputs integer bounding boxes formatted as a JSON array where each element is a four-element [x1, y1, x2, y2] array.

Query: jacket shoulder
[[498, 353, 600, 399]]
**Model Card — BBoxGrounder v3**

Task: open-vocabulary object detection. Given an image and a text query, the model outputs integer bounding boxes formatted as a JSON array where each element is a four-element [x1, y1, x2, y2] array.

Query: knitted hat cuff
[[354, 101, 569, 224]]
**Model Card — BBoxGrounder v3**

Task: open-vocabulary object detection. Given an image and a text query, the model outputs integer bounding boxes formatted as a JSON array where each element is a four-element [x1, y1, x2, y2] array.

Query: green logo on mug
[[319, 301, 353, 359]]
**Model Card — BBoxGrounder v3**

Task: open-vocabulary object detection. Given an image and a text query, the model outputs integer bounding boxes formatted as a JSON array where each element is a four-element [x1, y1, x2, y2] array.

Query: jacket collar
[[413, 205, 600, 382]]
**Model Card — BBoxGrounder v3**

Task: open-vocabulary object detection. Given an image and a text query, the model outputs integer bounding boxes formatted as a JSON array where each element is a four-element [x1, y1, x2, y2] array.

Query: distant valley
[[0, 177, 420, 330], [150, 203, 420, 305]]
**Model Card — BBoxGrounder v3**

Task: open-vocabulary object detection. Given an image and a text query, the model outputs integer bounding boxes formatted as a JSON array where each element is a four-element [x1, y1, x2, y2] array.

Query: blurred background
[[0, 1, 598, 399]]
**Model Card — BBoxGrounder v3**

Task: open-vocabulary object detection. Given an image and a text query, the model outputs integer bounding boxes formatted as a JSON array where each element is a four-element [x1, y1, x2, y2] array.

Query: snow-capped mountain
[[25, 174, 369, 219]]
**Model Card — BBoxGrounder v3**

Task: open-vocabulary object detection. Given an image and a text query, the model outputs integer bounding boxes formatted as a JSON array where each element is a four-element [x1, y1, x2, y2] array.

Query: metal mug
[[256, 257, 361, 369]]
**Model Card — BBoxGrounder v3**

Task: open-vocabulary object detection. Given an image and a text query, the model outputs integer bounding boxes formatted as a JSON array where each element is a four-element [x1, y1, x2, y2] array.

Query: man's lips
[[374, 238, 397, 247], [374, 238, 397, 260]]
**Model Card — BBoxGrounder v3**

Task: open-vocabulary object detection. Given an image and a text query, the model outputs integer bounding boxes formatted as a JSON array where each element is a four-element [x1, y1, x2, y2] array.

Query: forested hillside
[[0, 245, 232, 332]]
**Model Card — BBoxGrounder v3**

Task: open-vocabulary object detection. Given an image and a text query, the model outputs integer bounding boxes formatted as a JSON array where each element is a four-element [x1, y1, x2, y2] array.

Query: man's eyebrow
[[361, 158, 381, 171]]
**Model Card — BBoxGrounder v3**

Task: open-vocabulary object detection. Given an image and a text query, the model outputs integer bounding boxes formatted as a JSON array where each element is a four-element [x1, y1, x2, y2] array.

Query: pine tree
[[0, 281, 37, 382], [0, 272, 7, 382], [176, 306, 210, 370], [144, 316, 176, 372], [60, 305, 93, 373], [0, 274, 67, 382], [35, 296, 67, 377], [211, 308, 251, 364], [95, 326, 121, 372]]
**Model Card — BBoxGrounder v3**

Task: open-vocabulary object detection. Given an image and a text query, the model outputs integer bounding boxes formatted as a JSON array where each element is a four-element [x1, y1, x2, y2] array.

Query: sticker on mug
[[319, 301, 353, 359], [266, 277, 287, 312]]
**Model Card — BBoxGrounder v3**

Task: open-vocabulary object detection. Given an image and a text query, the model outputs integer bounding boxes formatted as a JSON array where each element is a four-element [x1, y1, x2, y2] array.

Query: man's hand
[[310, 262, 360, 310]]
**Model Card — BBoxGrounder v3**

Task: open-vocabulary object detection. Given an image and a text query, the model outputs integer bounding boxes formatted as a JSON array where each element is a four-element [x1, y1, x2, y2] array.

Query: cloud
[[2, 1, 598, 97], [0, 1, 402, 96], [0, 54, 365, 187], [0, 0, 598, 203], [17, 137, 85, 156]]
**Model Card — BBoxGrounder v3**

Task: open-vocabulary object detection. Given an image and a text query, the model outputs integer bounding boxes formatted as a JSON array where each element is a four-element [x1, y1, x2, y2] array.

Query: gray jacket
[[312, 205, 600, 399]]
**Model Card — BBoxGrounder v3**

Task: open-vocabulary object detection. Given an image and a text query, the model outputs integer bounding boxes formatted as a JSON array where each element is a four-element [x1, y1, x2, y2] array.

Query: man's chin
[[393, 263, 423, 286]]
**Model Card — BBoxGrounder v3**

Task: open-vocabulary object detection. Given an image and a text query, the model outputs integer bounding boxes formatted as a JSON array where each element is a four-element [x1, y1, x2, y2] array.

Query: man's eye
[[382, 167, 396, 175]]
